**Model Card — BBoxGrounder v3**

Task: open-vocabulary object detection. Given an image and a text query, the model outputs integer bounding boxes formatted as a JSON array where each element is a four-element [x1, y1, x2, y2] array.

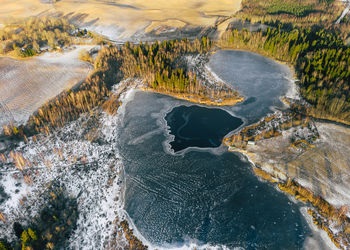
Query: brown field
[[0, 46, 93, 127], [0, 0, 242, 40]]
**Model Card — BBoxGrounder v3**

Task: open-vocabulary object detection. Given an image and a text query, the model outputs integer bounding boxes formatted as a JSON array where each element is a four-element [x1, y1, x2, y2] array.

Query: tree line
[[266, 1, 314, 17], [95, 38, 239, 100], [95, 38, 212, 94], [237, 0, 341, 27]]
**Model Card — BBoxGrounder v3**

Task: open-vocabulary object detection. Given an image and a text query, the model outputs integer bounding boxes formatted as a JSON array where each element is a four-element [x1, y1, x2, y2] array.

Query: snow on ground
[[229, 120, 350, 249], [87, 25, 126, 42], [336, 0, 350, 24], [0, 46, 93, 128], [301, 207, 338, 250], [245, 121, 350, 214], [38, 45, 98, 64], [284, 77, 300, 100], [0, 82, 153, 248], [0, 108, 129, 248]]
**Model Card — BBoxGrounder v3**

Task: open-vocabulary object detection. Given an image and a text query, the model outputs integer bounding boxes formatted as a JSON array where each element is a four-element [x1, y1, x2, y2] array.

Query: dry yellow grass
[[145, 20, 187, 33], [0, 0, 242, 40]]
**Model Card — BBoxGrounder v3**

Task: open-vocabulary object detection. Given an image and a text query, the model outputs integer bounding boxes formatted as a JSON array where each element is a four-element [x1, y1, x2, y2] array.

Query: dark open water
[[165, 105, 243, 152]]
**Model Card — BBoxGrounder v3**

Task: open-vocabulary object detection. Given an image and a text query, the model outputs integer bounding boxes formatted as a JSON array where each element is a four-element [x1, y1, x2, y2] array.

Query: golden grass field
[[0, 0, 242, 40]]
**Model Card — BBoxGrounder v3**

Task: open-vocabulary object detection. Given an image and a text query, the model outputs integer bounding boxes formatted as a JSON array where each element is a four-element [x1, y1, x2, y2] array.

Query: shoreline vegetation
[[223, 109, 316, 150], [140, 87, 244, 106], [219, 25, 350, 126], [2, 37, 242, 138], [2, 32, 349, 249], [223, 106, 350, 248]]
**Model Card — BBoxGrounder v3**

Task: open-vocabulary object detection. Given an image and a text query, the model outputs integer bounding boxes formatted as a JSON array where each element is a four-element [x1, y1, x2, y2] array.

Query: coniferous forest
[[95, 38, 239, 100], [238, 0, 343, 27], [2, 0, 350, 249], [96, 38, 212, 93], [220, 25, 350, 123]]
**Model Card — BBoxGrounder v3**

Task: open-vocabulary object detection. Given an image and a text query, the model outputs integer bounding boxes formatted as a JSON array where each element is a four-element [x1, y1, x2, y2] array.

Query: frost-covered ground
[[0, 44, 347, 249], [236, 120, 350, 249], [0, 45, 94, 127], [243, 122, 350, 211], [0, 105, 131, 248]]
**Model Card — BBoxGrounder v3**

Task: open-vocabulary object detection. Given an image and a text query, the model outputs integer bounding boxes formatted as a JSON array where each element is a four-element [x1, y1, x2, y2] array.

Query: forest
[[97, 38, 239, 101], [237, 0, 342, 27], [1, 37, 228, 249], [1, 6, 350, 248], [0, 17, 76, 57], [266, 1, 314, 17], [220, 24, 350, 124], [96, 38, 213, 93]]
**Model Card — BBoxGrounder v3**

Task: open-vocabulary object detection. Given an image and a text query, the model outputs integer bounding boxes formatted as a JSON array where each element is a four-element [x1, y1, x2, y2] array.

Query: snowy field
[[0, 46, 94, 127]]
